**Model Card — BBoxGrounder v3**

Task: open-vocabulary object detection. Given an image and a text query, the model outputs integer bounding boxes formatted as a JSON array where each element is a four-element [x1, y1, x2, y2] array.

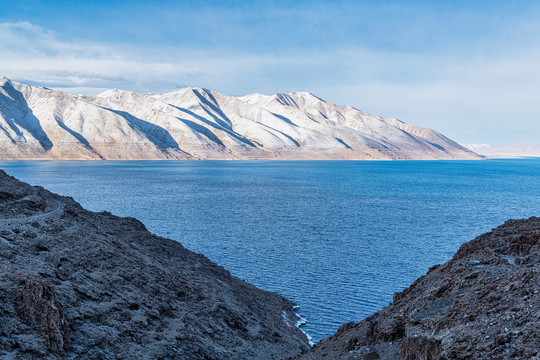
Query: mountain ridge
[[0, 78, 480, 160]]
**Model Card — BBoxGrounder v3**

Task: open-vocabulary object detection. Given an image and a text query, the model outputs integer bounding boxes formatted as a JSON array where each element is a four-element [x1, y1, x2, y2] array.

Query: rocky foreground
[[2, 168, 539, 360], [297, 217, 540, 360], [0, 170, 310, 359]]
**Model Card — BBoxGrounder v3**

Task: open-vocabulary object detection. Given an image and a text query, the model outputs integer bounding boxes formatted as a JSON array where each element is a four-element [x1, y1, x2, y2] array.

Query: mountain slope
[[296, 217, 540, 359], [0, 78, 479, 160], [0, 169, 310, 359]]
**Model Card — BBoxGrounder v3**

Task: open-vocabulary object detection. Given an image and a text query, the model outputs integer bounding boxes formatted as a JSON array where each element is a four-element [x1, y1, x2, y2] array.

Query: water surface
[[1, 159, 539, 341]]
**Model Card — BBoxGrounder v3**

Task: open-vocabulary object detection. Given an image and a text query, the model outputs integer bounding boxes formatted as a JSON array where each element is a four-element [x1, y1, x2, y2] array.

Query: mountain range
[[0, 77, 479, 160]]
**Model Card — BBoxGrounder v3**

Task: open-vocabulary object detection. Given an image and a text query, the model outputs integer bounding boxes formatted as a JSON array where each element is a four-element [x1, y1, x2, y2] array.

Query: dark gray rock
[[0, 170, 310, 359], [296, 217, 540, 360]]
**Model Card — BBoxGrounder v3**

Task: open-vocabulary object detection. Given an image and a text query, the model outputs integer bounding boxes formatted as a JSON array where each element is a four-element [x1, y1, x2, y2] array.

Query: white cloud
[[0, 22, 203, 91], [0, 21, 539, 145]]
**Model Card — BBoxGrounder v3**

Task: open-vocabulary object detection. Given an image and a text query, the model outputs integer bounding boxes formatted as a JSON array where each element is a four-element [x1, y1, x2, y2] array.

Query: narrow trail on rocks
[[0, 169, 311, 359], [0, 199, 63, 224]]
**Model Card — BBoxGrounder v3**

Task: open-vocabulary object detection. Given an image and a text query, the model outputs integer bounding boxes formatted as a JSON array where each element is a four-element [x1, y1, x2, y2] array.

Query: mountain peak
[[288, 91, 322, 100], [237, 92, 271, 104], [0, 79, 480, 160], [163, 86, 214, 98], [96, 88, 135, 99], [0, 76, 12, 86], [237, 91, 324, 106]]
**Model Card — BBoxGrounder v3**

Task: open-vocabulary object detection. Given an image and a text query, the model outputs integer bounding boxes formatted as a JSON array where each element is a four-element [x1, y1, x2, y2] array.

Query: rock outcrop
[[0, 77, 480, 160], [0, 170, 310, 359], [297, 217, 540, 360]]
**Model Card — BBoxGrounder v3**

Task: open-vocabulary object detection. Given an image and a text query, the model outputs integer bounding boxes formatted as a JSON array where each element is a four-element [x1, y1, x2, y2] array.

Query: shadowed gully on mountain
[[0, 78, 480, 160]]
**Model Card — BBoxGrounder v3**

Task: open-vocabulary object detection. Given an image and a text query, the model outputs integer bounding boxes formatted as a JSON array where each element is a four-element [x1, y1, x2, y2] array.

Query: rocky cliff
[[0, 170, 310, 359], [0, 77, 479, 160], [296, 217, 540, 359]]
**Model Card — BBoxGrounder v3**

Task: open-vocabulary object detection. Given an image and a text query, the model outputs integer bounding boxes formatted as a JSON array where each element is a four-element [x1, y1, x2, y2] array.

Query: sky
[[1, 0, 539, 145]]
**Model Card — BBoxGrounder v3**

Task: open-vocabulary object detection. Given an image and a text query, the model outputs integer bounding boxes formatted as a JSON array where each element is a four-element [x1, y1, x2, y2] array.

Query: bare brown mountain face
[[296, 217, 540, 360], [0, 170, 310, 359]]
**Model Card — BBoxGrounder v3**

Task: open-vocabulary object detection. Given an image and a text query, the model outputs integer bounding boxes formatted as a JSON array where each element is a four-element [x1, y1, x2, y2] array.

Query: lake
[[1, 159, 539, 342]]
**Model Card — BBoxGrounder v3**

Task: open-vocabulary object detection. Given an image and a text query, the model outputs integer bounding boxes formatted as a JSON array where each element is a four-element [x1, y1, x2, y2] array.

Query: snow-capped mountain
[[0, 77, 479, 160]]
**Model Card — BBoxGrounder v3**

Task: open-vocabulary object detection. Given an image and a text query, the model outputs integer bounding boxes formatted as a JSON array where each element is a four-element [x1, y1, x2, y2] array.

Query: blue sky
[[1, 0, 539, 145]]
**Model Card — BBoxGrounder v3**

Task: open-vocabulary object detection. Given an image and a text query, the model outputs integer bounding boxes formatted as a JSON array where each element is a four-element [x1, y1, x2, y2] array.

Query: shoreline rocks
[[297, 217, 540, 359], [3, 165, 538, 359]]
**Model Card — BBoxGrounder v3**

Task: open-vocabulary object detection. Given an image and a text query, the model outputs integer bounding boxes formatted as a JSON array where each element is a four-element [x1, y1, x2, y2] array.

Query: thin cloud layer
[[0, 20, 539, 145], [0, 22, 201, 91]]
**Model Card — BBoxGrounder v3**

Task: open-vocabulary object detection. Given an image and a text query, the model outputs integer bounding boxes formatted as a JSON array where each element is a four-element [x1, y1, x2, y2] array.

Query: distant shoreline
[[2, 155, 538, 161], [481, 155, 540, 159], [0, 157, 489, 161]]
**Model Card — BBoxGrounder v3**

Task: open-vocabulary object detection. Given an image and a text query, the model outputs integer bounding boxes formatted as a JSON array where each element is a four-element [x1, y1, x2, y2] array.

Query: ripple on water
[[1, 159, 539, 342]]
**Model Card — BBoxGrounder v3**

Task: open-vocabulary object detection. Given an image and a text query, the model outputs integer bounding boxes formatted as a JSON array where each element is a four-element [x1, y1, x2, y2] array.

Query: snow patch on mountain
[[0, 78, 479, 160]]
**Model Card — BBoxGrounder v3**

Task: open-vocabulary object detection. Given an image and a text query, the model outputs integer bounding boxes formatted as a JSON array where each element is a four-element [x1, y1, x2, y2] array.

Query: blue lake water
[[1, 159, 539, 342]]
